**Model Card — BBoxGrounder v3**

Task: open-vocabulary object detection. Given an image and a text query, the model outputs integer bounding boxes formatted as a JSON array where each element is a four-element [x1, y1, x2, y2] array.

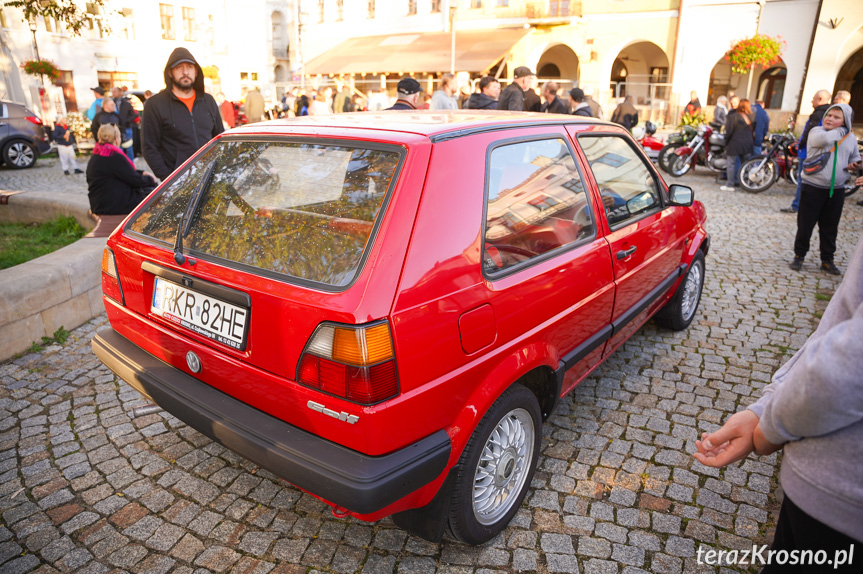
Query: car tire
[[447, 383, 541, 545], [655, 251, 705, 331], [2, 140, 38, 169]]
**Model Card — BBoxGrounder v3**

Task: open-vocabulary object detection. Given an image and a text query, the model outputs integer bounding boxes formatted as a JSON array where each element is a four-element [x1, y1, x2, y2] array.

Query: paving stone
[[512, 548, 537, 571], [577, 537, 611, 559], [547, 553, 580, 573], [195, 545, 241, 572]]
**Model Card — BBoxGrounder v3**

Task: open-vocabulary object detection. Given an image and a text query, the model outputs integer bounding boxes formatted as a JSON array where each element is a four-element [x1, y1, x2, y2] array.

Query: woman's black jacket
[[86, 151, 155, 215]]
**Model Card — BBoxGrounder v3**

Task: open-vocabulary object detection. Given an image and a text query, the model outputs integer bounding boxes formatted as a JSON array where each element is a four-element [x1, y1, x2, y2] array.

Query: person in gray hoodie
[[790, 103, 861, 275], [695, 227, 863, 569]]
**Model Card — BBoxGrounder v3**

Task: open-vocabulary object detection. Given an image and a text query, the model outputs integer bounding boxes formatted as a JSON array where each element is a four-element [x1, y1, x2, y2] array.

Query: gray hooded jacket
[[749, 230, 863, 542], [801, 103, 861, 190]]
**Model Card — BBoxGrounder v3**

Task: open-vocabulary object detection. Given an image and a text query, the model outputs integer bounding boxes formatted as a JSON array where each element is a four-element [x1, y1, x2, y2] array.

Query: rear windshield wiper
[[174, 161, 217, 265]]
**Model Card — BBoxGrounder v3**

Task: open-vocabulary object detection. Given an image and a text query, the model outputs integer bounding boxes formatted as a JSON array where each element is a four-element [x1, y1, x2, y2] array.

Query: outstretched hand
[[693, 410, 760, 467]]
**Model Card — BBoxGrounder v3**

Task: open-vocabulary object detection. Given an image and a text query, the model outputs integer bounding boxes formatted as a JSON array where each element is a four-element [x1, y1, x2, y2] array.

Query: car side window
[[577, 135, 662, 228], [484, 137, 595, 274]]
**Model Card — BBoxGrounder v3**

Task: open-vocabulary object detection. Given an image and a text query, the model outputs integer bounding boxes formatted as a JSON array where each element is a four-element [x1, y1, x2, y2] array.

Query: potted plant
[[20, 59, 60, 82], [725, 35, 785, 75]]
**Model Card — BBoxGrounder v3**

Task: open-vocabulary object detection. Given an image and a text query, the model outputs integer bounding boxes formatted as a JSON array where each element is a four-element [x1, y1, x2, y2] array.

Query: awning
[[303, 28, 532, 76]]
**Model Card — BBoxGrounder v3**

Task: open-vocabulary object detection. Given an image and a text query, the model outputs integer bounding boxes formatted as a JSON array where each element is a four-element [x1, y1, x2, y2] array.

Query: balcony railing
[[486, 2, 581, 20]]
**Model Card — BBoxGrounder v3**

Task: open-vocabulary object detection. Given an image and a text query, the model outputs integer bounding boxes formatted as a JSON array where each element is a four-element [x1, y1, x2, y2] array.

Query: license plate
[[151, 277, 248, 350]]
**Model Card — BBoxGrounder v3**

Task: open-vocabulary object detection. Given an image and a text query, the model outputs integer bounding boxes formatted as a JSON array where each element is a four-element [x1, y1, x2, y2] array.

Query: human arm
[[757, 297, 863, 445], [807, 126, 848, 150], [693, 410, 760, 467], [141, 100, 172, 181], [209, 97, 225, 138], [110, 153, 157, 189]]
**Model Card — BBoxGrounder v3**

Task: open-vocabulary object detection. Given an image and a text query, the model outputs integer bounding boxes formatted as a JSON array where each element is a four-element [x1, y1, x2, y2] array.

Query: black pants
[[761, 495, 860, 573], [794, 183, 845, 262]]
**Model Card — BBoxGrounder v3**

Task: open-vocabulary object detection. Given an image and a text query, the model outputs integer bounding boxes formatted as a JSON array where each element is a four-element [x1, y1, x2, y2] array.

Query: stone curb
[[0, 191, 106, 361]]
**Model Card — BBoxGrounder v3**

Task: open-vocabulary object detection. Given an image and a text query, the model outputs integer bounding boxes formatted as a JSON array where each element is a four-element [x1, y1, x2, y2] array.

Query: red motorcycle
[[667, 124, 726, 177], [738, 129, 799, 193], [632, 121, 664, 162]]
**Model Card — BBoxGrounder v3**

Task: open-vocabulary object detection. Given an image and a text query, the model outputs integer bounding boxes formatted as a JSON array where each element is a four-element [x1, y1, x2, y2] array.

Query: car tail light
[[101, 248, 125, 305], [25, 116, 43, 126], [298, 322, 398, 405]]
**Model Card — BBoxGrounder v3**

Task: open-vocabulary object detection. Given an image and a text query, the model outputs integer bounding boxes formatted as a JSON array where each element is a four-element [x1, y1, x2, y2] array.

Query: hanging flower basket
[[725, 35, 785, 75], [20, 59, 60, 82]]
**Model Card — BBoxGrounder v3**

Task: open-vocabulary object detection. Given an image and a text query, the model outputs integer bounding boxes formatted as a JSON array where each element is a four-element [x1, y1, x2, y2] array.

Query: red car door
[[568, 129, 688, 350]]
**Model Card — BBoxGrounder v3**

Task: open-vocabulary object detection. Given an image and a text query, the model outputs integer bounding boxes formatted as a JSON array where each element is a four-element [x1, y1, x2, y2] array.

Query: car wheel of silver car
[[447, 383, 541, 545], [656, 251, 705, 331], [3, 140, 37, 169]]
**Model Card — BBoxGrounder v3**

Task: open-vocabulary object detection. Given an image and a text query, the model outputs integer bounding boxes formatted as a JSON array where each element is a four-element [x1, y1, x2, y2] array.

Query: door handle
[[616, 246, 637, 260]]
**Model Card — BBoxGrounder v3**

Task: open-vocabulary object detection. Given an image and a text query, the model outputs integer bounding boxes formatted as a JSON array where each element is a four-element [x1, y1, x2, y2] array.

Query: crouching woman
[[86, 124, 157, 220]]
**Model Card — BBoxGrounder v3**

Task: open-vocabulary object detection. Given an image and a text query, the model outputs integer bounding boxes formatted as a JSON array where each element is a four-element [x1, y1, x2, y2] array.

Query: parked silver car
[[0, 100, 51, 169]]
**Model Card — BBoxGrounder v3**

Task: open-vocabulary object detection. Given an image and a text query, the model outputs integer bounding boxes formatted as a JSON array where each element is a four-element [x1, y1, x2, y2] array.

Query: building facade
[[299, 0, 862, 125], [0, 0, 860, 127], [0, 0, 299, 121]]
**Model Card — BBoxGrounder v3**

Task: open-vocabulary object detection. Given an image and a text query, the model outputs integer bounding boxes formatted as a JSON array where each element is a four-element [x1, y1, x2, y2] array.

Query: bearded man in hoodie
[[142, 48, 224, 182]]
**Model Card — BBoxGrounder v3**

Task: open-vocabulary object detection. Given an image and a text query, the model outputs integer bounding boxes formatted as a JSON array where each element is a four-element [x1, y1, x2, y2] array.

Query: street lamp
[[28, 17, 40, 61], [449, 4, 457, 75], [28, 17, 46, 119], [298, 11, 309, 89]]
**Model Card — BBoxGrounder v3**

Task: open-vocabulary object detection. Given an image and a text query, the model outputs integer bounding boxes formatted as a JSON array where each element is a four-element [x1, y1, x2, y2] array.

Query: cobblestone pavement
[[2, 167, 863, 574], [0, 156, 150, 195]]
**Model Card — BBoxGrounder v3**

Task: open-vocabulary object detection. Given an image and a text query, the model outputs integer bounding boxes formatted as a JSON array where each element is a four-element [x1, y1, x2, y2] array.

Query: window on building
[[251, 72, 258, 81], [431, 0, 441, 12], [757, 66, 787, 109], [240, 72, 249, 81], [471, 0, 482, 8], [97, 71, 139, 91], [55, 70, 78, 112], [318, 0, 324, 23], [0, 8, 6, 28], [407, 0, 417, 15], [182, 7, 196, 41], [160, 4, 174, 40], [206, 14, 215, 48], [496, 0, 509, 7], [368, 0, 375, 18], [336, 0, 343, 21], [484, 138, 594, 274], [649, 67, 669, 100]]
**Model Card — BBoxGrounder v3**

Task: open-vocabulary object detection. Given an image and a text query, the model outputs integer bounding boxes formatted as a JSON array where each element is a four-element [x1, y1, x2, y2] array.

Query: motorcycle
[[738, 129, 799, 193], [658, 125, 697, 172], [667, 124, 726, 177], [842, 138, 863, 197], [632, 121, 664, 162]]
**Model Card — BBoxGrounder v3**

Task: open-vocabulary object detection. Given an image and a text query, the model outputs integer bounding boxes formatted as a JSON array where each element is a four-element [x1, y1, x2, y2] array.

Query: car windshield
[[127, 139, 403, 288]]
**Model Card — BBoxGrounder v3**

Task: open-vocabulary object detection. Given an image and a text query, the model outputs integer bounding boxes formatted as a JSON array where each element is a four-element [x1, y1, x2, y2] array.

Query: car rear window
[[128, 139, 403, 288]]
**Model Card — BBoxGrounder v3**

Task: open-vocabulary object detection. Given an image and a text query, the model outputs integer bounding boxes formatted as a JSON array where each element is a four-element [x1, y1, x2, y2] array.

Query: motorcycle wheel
[[788, 159, 799, 186], [844, 176, 861, 197], [669, 152, 693, 177], [739, 157, 778, 193], [658, 144, 682, 173]]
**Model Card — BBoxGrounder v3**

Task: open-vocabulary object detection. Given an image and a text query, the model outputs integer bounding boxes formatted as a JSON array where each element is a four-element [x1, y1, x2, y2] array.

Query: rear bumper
[[92, 326, 451, 515]]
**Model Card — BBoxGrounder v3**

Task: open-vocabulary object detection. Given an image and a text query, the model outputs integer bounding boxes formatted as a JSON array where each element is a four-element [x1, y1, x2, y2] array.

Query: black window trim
[[124, 134, 408, 294], [574, 132, 668, 231], [481, 131, 599, 281]]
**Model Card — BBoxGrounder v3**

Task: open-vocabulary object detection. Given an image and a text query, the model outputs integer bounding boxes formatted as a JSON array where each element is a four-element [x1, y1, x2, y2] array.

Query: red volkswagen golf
[[93, 111, 708, 544]]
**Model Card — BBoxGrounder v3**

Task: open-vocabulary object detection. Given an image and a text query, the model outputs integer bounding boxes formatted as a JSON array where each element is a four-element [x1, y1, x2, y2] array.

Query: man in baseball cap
[[86, 86, 106, 120], [498, 66, 535, 111], [387, 77, 423, 110]]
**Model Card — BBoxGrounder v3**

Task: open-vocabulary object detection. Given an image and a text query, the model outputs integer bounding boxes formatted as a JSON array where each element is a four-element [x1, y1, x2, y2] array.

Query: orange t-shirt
[[177, 93, 196, 113]]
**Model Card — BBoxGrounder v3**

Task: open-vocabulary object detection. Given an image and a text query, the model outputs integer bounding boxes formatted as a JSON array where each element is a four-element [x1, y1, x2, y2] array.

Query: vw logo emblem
[[186, 351, 202, 373]]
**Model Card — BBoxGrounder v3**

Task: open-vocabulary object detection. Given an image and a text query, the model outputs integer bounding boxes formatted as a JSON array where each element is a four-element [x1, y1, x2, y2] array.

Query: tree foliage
[[3, 0, 111, 35]]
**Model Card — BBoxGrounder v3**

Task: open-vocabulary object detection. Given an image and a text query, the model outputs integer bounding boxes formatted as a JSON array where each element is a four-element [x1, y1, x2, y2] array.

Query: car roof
[[226, 110, 608, 141]]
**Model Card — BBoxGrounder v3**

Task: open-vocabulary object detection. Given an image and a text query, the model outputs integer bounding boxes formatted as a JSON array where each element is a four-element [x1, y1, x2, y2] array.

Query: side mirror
[[626, 191, 657, 215], [668, 184, 693, 206]]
